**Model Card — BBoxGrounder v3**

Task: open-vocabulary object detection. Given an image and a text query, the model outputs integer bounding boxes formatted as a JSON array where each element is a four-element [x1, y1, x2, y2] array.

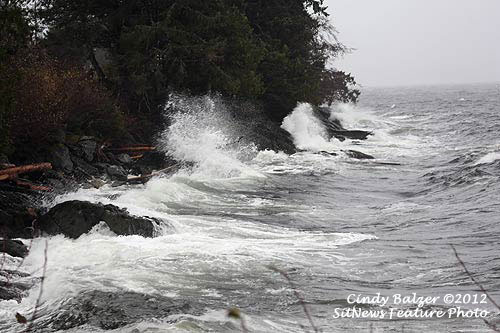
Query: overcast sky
[[326, 0, 500, 87]]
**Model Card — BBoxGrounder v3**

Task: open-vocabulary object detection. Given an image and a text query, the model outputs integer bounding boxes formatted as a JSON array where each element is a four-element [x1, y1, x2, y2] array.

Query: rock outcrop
[[313, 106, 372, 141], [0, 239, 28, 258], [0, 186, 38, 238], [38, 200, 162, 238], [40, 290, 201, 330]]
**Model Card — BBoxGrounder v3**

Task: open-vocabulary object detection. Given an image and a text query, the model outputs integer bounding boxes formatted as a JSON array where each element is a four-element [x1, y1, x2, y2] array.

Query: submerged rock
[[343, 149, 375, 160], [38, 200, 162, 238], [44, 290, 201, 330]]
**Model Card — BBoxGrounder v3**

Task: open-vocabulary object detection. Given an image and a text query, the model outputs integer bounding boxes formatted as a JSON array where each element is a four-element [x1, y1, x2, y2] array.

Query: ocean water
[[1, 84, 500, 332]]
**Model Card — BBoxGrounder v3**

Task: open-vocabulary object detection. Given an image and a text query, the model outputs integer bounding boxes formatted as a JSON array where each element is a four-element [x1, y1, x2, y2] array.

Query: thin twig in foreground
[[25, 239, 48, 332], [451, 245, 500, 332], [451, 245, 500, 310], [269, 265, 319, 333]]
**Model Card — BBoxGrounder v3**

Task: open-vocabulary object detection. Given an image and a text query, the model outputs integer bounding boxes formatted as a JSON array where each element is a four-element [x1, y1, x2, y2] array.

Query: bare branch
[[451, 245, 500, 333], [268, 265, 319, 333], [25, 238, 48, 332]]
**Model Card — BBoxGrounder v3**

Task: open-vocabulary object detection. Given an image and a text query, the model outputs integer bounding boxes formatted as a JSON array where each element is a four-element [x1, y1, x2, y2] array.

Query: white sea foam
[[281, 103, 336, 152], [160, 94, 262, 180], [474, 152, 500, 165], [0, 95, 384, 332], [280, 102, 429, 160]]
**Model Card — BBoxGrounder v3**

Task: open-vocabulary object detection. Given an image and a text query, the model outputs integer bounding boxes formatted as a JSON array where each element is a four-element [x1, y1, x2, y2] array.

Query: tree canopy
[[39, 0, 359, 120]]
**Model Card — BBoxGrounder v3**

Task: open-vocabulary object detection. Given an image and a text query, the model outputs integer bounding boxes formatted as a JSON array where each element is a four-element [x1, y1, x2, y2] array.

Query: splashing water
[[3, 85, 500, 333], [160, 94, 261, 179], [280, 103, 334, 152]]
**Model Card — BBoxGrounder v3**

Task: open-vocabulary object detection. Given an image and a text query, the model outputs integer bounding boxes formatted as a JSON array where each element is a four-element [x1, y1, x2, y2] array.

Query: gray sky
[[326, 0, 500, 87]]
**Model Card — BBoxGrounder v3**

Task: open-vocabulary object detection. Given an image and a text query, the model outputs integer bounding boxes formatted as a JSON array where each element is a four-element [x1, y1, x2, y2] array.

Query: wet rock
[[106, 165, 128, 181], [319, 151, 338, 156], [0, 186, 38, 238], [227, 102, 296, 154], [111, 180, 127, 187], [343, 149, 375, 160], [132, 151, 178, 175], [331, 130, 372, 141], [313, 106, 344, 134], [94, 162, 111, 172], [0, 283, 29, 302], [78, 137, 97, 162], [49, 144, 73, 173], [313, 106, 372, 141], [116, 153, 133, 165], [0, 239, 28, 258], [44, 290, 201, 330], [88, 178, 106, 189], [38, 200, 162, 238], [71, 156, 99, 177]]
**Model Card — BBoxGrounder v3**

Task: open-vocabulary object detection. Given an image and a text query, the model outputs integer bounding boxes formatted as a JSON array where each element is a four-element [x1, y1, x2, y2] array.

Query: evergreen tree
[[38, 0, 358, 120]]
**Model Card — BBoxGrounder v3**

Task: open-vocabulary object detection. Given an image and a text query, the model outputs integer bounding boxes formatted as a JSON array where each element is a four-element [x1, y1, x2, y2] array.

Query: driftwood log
[[105, 146, 156, 152], [0, 163, 52, 181]]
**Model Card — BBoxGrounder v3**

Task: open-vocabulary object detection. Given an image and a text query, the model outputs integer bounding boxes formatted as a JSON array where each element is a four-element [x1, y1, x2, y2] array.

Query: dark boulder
[[313, 106, 372, 141], [331, 130, 372, 141], [78, 137, 97, 162], [0, 281, 30, 302], [41, 290, 201, 330], [106, 165, 128, 181], [343, 149, 375, 160], [0, 239, 28, 258], [38, 200, 162, 238], [71, 156, 100, 178], [227, 101, 297, 154], [0, 270, 31, 302], [319, 151, 338, 156], [49, 144, 73, 172], [313, 106, 344, 133], [0, 186, 38, 238]]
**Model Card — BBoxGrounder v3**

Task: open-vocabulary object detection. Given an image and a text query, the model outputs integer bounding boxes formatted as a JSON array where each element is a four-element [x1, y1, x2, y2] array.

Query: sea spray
[[160, 94, 261, 179], [281, 103, 337, 152]]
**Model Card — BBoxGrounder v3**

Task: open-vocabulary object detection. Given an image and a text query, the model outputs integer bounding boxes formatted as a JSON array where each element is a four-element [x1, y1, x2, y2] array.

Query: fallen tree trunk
[[105, 146, 156, 152], [130, 154, 144, 160], [0, 163, 52, 180], [15, 180, 52, 192]]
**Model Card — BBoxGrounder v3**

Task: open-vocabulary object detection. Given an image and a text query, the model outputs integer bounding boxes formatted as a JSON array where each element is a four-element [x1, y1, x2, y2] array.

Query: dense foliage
[[39, 0, 359, 116], [0, 0, 359, 155]]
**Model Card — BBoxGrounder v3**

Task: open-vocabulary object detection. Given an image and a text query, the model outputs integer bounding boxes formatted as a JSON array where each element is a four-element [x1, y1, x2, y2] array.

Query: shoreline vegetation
[[1, 0, 362, 237], [0, 0, 370, 328]]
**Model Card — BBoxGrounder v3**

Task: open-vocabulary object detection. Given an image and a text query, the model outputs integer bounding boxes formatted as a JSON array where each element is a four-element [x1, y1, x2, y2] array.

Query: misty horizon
[[327, 0, 500, 87]]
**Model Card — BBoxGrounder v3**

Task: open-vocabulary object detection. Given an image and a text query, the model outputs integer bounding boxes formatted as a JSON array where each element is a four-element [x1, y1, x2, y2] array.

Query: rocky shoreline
[[0, 107, 373, 240], [0, 108, 373, 325]]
